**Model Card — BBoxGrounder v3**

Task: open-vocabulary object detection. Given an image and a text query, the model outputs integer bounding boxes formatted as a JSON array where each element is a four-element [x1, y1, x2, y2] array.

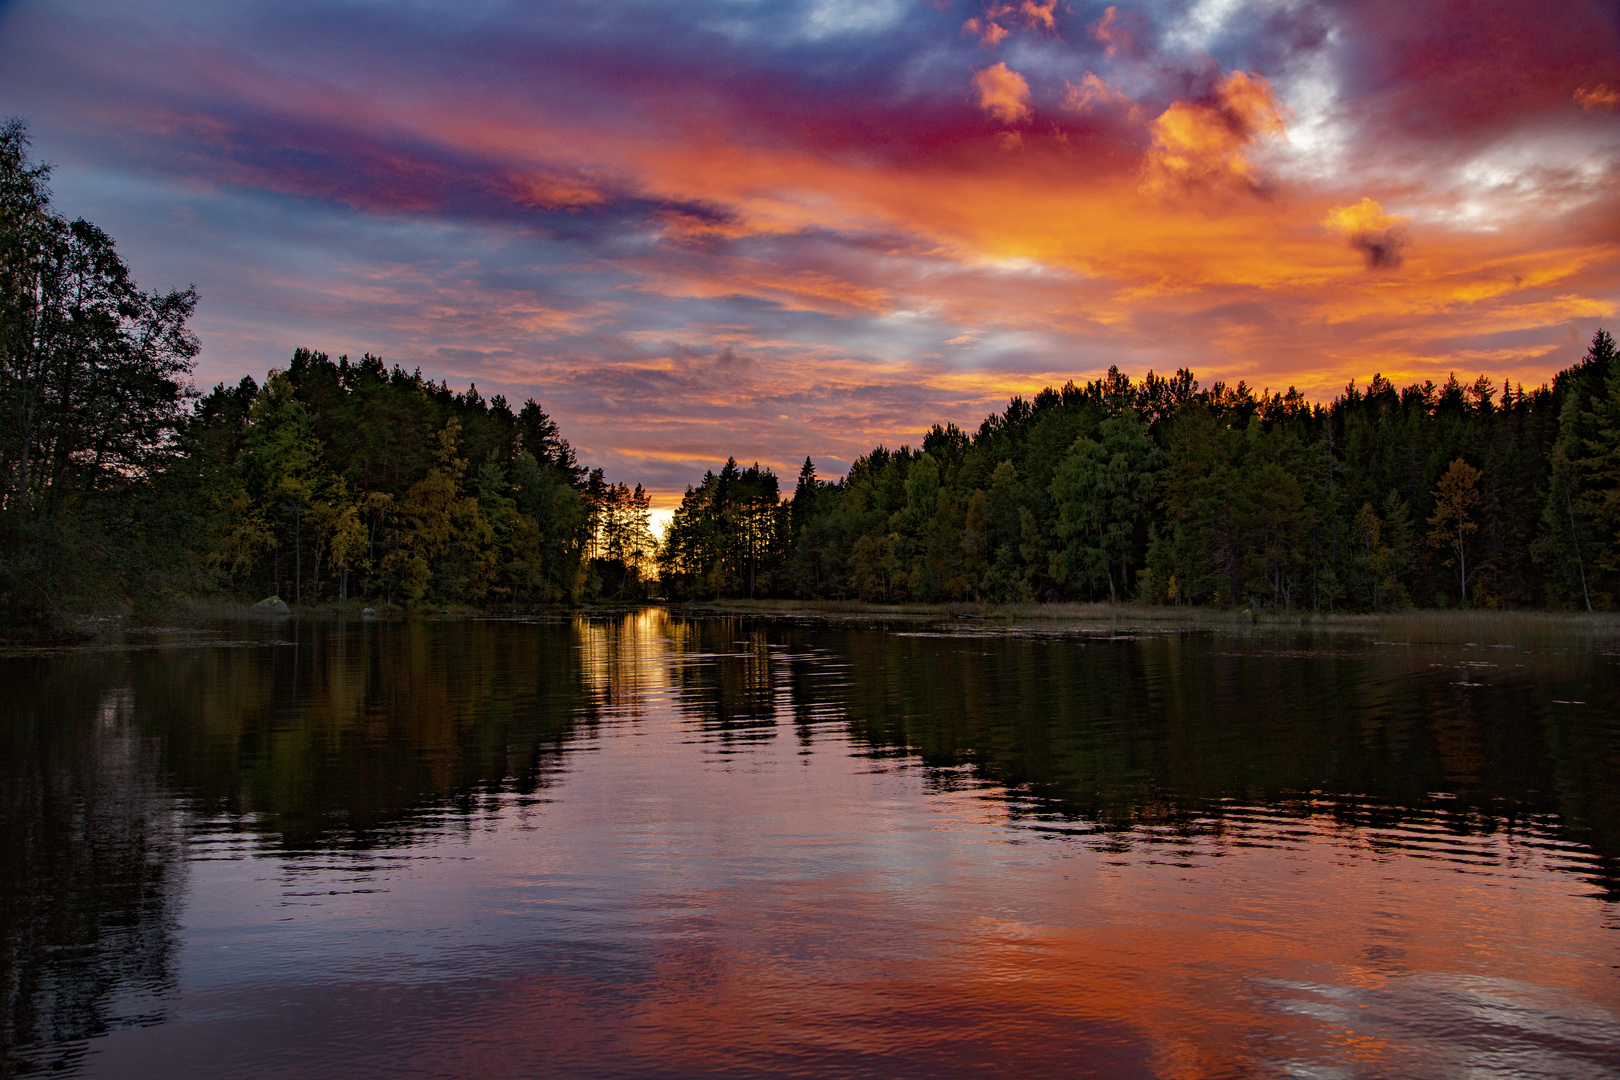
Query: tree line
[[0, 120, 655, 630], [6, 115, 1619, 628], [667, 329, 1620, 611], [186, 350, 656, 608]]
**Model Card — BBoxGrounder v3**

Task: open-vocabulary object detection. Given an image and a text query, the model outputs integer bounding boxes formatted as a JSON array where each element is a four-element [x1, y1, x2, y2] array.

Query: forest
[[665, 330, 1619, 611], [0, 121, 653, 629], [4, 118, 1620, 630]]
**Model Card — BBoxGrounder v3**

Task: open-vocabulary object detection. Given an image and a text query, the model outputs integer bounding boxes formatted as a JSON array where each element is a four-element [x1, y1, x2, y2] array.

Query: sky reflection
[[3, 613, 1619, 1077]]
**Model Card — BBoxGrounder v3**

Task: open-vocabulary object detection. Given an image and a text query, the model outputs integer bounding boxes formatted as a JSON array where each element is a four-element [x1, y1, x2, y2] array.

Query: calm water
[[3, 611, 1619, 1078]]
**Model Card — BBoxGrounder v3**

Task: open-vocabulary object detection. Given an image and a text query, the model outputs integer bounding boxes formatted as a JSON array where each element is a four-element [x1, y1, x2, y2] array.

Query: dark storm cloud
[[1348, 225, 1409, 270]]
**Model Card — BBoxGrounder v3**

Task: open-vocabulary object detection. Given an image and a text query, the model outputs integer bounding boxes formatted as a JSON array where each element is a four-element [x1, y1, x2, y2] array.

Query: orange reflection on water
[[361, 774, 1618, 1079], [24, 616, 1619, 1079]]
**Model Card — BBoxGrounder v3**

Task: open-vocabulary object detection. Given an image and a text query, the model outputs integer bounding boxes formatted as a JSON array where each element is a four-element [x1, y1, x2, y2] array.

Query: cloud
[[964, 1, 1056, 44], [1575, 84, 1620, 112], [1142, 71, 1286, 194], [714, 344, 752, 370], [1328, 1, 1620, 144], [1063, 73, 1132, 115], [1089, 5, 1145, 60], [502, 171, 608, 210], [672, 342, 756, 372], [3, 0, 1617, 505], [1010, 0, 1057, 34], [1324, 197, 1411, 269], [962, 17, 1009, 46], [972, 62, 1032, 124]]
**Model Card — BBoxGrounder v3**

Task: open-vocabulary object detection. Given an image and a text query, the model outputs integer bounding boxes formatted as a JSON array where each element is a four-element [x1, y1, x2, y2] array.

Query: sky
[[1, 0, 1618, 508]]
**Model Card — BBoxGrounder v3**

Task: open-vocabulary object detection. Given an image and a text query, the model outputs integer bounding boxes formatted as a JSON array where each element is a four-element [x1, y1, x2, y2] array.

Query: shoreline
[[7, 597, 1608, 651], [665, 599, 1620, 644]]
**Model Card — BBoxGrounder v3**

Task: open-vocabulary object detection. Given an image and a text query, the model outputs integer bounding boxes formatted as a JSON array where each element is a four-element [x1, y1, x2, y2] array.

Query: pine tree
[[1536, 393, 1594, 609], [1577, 334, 1620, 587], [1050, 410, 1158, 601]]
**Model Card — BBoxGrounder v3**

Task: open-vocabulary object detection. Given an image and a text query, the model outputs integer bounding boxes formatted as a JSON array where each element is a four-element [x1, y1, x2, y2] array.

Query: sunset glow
[[2, 0, 1616, 502]]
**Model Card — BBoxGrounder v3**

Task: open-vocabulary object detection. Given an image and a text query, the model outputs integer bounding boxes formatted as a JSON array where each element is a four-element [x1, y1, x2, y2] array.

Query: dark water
[[3, 612, 1619, 1078]]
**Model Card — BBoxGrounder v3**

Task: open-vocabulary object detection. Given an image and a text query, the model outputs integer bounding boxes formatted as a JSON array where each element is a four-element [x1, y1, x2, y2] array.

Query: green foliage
[[186, 352, 604, 607], [660, 458, 787, 600], [1050, 410, 1158, 601], [0, 111, 616, 624], [1532, 329, 1617, 609], [586, 473, 656, 599], [1, 119, 203, 630], [755, 341, 1619, 611], [6, 114, 1618, 618], [1577, 333, 1620, 580], [1426, 457, 1482, 603]]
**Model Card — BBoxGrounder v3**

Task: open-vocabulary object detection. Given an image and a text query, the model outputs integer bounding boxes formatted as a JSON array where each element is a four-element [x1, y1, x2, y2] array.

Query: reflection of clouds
[[12, 614, 1620, 1075], [1260, 973, 1620, 1079]]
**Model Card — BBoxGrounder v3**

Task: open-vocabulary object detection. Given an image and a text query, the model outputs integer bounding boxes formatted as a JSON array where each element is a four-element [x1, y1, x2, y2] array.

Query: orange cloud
[[640, 264, 894, 316], [1575, 83, 1620, 111], [973, 62, 1032, 124], [80, 8, 1617, 499], [1142, 71, 1286, 195], [1324, 197, 1411, 269]]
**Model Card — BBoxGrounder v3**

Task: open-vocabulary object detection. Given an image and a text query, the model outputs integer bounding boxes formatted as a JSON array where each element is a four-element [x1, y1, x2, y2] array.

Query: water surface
[[3, 612, 1618, 1078]]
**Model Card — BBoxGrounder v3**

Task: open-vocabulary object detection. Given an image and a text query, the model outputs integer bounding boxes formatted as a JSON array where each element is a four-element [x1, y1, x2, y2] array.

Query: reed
[[674, 598, 1620, 644]]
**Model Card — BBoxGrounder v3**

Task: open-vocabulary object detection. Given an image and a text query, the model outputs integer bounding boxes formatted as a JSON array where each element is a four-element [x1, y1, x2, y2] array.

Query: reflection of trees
[[576, 609, 669, 718], [1, 669, 184, 1073], [830, 630, 1512, 811], [2, 613, 1614, 1075], [655, 618, 1617, 891], [662, 617, 779, 741], [137, 619, 596, 847], [0, 617, 604, 1068]]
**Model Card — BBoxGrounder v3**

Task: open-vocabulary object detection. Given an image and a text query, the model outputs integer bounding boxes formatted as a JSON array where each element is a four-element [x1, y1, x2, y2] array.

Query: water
[[2, 611, 1618, 1078]]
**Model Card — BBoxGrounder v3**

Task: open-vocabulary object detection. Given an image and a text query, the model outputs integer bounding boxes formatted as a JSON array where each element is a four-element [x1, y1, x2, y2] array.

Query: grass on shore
[[672, 598, 1620, 645], [86, 595, 1620, 650]]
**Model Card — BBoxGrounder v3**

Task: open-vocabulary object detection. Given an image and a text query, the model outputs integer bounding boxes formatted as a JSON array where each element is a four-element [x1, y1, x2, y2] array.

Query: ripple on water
[[2, 614, 1617, 1078]]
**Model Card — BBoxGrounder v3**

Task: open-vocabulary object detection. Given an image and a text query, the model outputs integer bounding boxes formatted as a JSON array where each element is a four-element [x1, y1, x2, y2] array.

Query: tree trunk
[[1566, 495, 1592, 612], [1458, 523, 1467, 602]]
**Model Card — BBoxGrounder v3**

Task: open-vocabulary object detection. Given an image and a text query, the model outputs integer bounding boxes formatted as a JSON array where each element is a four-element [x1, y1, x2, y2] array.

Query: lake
[[3, 610, 1618, 1078]]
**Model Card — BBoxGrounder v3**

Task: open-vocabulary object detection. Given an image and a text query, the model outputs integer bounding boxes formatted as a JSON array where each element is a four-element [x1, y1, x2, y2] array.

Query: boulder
[[252, 596, 291, 618]]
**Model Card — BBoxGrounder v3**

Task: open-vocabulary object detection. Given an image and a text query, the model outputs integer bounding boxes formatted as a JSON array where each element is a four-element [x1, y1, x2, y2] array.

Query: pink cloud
[[962, 17, 1010, 46], [973, 62, 1033, 124], [1089, 5, 1142, 59], [1063, 73, 1133, 115]]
